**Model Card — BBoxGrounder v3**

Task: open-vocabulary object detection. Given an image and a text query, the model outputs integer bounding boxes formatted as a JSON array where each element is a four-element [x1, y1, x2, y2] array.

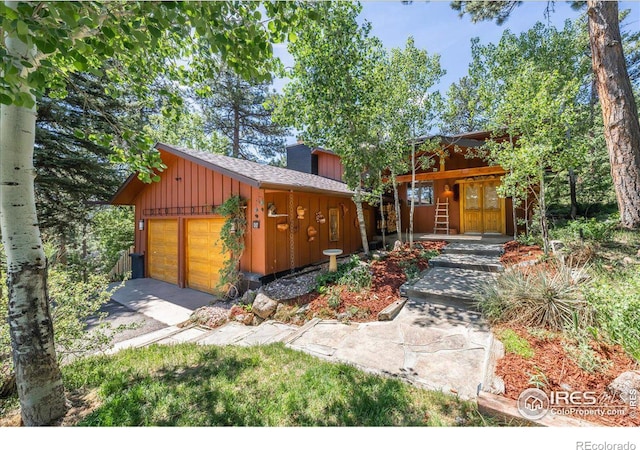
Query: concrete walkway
[[106, 242, 503, 400]]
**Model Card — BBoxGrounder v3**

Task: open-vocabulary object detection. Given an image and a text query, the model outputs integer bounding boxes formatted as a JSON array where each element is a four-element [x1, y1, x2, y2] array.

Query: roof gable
[[112, 143, 354, 205]]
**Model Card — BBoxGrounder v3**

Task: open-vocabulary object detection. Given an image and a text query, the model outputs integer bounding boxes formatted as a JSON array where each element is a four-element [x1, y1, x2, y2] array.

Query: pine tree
[[196, 67, 287, 162]]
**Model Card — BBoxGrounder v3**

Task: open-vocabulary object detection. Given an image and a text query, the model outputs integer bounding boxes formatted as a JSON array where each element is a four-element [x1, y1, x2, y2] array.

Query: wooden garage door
[[186, 218, 228, 294], [147, 219, 178, 284]]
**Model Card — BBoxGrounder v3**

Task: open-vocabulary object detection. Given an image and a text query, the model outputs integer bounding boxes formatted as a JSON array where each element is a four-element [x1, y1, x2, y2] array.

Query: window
[[407, 181, 434, 206]]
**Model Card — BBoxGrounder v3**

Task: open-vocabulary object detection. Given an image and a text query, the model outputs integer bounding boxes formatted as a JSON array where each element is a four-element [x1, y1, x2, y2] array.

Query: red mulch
[[496, 325, 640, 427], [501, 241, 544, 265], [299, 241, 446, 322]]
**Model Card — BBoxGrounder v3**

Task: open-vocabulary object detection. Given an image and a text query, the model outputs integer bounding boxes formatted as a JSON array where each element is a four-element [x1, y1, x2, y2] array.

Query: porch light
[[444, 184, 451, 192], [138, 219, 145, 231]]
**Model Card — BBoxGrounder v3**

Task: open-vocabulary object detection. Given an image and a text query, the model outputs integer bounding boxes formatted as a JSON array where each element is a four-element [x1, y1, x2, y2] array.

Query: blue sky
[[274, 0, 639, 144]]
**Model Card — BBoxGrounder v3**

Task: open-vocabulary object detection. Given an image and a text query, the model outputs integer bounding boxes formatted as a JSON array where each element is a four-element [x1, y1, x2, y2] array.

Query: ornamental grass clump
[[476, 261, 592, 331]]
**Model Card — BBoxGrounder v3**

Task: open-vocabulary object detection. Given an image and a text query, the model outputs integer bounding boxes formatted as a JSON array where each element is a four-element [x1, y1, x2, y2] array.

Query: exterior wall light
[[138, 219, 145, 231]]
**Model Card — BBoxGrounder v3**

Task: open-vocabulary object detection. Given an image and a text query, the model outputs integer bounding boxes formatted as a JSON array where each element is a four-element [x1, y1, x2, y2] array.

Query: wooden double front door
[[459, 179, 505, 234]]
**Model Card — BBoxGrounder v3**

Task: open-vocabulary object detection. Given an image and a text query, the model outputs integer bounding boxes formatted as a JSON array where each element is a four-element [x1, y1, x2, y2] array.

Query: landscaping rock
[[184, 306, 231, 329], [296, 303, 310, 315], [252, 315, 265, 326], [607, 371, 640, 403], [241, 289, 257, 305], [243, 313, 255, 326], [262, 270, 318, 300], [393, 240, 403, 251], [252, 292, 279, 319]]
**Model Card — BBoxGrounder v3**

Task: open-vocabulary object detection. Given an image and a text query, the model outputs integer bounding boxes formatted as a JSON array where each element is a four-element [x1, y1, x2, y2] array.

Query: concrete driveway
[[85, 300, 167, 345]]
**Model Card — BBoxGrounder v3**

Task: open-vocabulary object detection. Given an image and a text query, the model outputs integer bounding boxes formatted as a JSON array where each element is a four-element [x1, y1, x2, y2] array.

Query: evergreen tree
[[35, 71, 128, 238], [197, 67, 287, 162]]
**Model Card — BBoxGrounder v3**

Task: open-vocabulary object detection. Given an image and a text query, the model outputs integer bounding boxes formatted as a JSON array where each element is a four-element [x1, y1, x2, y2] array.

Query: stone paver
[[429, 253, 503, 272], [401, 266, 496, 309], [106, 240, 504, 401], [442, 242, 504, 256]]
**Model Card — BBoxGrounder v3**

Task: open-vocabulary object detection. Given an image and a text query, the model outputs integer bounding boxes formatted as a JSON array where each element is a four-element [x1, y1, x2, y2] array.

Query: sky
[[273, 0, 640, 145]]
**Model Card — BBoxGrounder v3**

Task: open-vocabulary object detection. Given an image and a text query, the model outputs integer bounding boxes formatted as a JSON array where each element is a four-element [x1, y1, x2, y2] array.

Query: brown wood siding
[[132, 150, 265, 282], [264, 191, 372, 274], [317, 153, 344, 181]]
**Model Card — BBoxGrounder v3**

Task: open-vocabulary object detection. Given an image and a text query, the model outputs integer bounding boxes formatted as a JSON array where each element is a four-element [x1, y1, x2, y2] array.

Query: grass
[[0, 343, 514, 426], [495, 329, 534, 359]]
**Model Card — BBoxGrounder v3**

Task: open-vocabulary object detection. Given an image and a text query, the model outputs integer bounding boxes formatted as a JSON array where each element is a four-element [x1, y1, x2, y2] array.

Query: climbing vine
[[216, 195, 247, 296]]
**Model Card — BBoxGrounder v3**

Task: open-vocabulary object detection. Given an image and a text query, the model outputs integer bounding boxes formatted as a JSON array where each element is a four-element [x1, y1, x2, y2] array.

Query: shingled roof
[[112, 143, 354, 205]]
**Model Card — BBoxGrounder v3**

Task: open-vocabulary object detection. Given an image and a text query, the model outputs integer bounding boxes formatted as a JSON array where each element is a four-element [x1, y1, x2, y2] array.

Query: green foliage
[[1, 1, 316, 180], [0, 250, 123, 383], [195, 66, 288, 162], [51, 343, 503, 426], [215, 195, 247, 295], [91, 206, 135, 272], [327, 288, 342, 310], [440, 75, 487, 134], [495, 329, 534, 359], [144, 111, 229, 154], [399, 260, 420, 281], [476, 262, 592, 331], [315, 255, 372, 293], [471, 20, 592, 251], [585, 269, 640, 362], [561, 216, 619, 242]]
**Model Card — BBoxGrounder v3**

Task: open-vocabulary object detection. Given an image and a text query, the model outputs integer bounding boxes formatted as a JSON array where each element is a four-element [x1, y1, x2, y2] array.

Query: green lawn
[[42, 343, 507, 426]]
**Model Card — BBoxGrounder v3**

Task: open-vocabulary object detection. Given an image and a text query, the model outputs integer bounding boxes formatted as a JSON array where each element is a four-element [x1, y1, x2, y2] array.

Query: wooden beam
[[395, 165, 506, 183]]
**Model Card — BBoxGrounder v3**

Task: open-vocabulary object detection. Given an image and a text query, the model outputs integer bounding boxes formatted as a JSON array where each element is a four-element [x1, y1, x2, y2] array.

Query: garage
[[147, 219, 178, 284], [186, 218, 227, 294]]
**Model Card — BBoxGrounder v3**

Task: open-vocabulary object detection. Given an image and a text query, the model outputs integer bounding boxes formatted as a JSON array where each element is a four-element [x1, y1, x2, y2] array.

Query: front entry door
[[461, 179, 505, 234]]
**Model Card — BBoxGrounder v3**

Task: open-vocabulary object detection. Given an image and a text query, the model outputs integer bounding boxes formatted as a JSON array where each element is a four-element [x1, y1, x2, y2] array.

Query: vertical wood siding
[[316, 153, 344, 181], [133, 151, 266, 284], [264, 191, 372, 274]]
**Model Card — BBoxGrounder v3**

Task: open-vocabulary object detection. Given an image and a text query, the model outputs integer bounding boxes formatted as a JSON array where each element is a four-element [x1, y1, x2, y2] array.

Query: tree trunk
[[587, 0, 640, 229], [0, 7, 67, 425], [539, 169, 550, 254], [391, 172, 402, 243], [568, 168, 578, 220], [379, 191, 386, 249], [354, 185, 370, 256], [232, 106, 240, 158], [409, 142, 416, 246]]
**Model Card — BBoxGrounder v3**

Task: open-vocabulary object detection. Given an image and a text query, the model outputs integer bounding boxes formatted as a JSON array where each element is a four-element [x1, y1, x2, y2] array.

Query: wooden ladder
[[434, 198, 449, 235]]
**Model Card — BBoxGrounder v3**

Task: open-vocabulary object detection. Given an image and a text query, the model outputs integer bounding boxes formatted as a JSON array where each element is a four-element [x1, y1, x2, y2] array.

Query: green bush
[[561, 216, 618, 242], [316, 255, 371, 292], [476, 262, 593, 331], [585, 270, 640, 362]]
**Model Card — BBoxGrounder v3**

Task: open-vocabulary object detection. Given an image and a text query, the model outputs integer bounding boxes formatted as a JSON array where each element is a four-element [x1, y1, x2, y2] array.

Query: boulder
[[607, 371, 640, 403], [252, 315, 265, 326], [252, 292, 278, 319]]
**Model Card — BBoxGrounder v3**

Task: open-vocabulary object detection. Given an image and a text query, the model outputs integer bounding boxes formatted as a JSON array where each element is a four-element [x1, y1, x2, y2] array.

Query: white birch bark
[[354, 184, 370, 256], [1, 1, 67, 425]]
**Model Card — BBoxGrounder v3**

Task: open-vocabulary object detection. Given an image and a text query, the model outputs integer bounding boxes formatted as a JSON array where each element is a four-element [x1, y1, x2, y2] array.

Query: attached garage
[[185, 218, 227, 294], [147, 219, 178, 284]]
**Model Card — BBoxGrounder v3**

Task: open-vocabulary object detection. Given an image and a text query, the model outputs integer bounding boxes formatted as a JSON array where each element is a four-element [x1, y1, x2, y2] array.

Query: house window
[[407, 181, 434, 206]]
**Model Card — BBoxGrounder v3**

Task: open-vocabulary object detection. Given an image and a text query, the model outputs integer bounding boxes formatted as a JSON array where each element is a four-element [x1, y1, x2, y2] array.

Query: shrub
[[476, 262, 593, 331], [562, 216, 618, 242], [398, 260, 420, 281], [316, 255, 371, 292], [585, 270, 640, 362]]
